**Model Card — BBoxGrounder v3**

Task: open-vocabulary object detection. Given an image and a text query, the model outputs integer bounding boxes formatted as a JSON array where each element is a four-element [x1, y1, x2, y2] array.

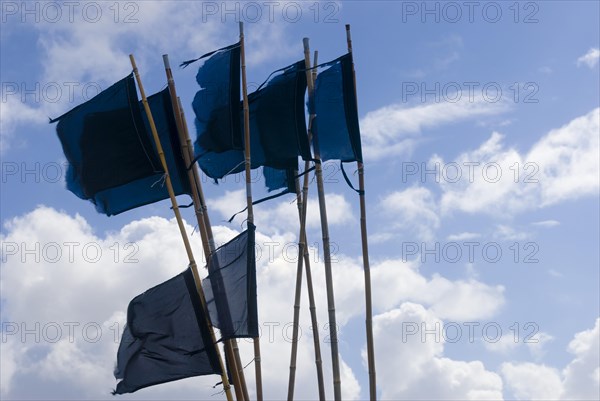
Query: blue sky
[[1, 1, 599, 400]]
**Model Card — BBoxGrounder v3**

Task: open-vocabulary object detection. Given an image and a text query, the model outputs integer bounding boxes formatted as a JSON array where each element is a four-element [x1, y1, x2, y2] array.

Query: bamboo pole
[[302, 38, 342, 401], [306, 49, 326, 401], [129, 54, 233, 401], [162, 55, 247, 401], [177, 97, 251, 401], [239, 22, 263, 401], [287, 173, 304, 400], [344, 25, 377, 400], [287, 50, 326, 401]]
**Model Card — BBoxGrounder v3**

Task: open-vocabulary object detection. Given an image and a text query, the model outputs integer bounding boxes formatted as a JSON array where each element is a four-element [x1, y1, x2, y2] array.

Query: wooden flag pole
[[303, 38, 342, 401], [239, 22, 264, 401], [176, 96, 251, 401], [162, 56, 211, 264], [287, 50, 326, 401], [306, 50, 326, 401], [129, 54, 233, 401], [345, 25, 377, 400], [162, 55, 247, 401]]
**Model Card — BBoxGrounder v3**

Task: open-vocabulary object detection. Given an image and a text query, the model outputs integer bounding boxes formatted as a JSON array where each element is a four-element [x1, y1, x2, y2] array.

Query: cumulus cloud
[[447, 232, 481, 241], [577, 48, 600, 68], [501, 362, 564, 400], [207, 189, 354, 235], [0, 205, 510, 399], [359, 95, 510, 161], [379, 186, 439, 242], [371, 303, 504, 400], [438, 108, 600, 216], [502, 318, 600, 400], [0, 95, 48, 154], [532, 220, 560, 228]]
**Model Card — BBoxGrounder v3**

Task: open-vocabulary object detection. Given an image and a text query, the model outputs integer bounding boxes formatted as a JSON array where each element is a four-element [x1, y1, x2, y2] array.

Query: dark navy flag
[[263, 167, 296, 193], [52, 75, 192, 216], [202, 224, 258, 341], [313, 53, 363, 163], [190, 42, 242, 157], [191, 57, 310, 191], [113, 268, 222, 395]]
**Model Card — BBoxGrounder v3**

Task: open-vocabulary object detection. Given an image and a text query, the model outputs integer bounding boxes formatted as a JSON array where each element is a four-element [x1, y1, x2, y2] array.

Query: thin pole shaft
[[129, 54, 233, 401], [303, 38, 342, 401], [239, 22, 263, 401], [162, 56, 210, 264], [177, 97, 251, 401], [305, 50, 326, 401], [345, 25, 376, 401], [287, 172, 304, 401], [287, 50, 325, 401], [162, 55, 246, 401]]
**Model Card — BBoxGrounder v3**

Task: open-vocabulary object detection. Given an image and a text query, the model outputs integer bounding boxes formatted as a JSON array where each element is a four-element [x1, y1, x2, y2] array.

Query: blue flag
[[52, 76, 192, 216], [113, 268, 222, 394], [202, 224, 258, 341], [189, 53, 310, 192], [313, 53, 363, 163], [191, 42, 242, 156]]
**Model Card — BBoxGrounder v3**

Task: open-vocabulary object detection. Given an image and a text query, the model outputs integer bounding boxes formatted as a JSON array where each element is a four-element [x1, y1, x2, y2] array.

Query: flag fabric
[[92, 88, 192, 215], [52, 75, 192, 216], [250, 60, 311, 169], [202, 224, 258, 341], [313, 53, 363, 163], [191, 56, 310, 187], [263, 167, 296, 193], [113, 268, 222, 395], [191, 42, 242, 156]]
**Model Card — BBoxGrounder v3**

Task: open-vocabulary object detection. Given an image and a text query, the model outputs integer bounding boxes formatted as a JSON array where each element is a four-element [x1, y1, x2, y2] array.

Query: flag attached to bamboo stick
[[202, 224, 258, 340], [187, 51, 310, 189], [113, 268, 222, 395], [189, 42, 242, 155], [51, 74, 192, 216], [313, 53, 363, 163]]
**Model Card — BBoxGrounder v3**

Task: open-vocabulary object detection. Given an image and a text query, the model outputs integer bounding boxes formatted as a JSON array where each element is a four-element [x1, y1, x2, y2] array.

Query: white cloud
[[0, 205, 366, 400], [369, 260, 505, 321], [0, 205, 510, 399], [359, 95, 510, 161], [501, 362, 563, 400], [493, 224, 530, 241], [501, 318, 600, 400], [368, 231, 395, 244], [439, 108, 600, 216], [528, 108, 600, 206], [447, 232, 481, 241], [562, 318, 600, 399], [372, 303, 504, 400], [484, 334, 521, 354], [0, 95, 48, 154], [577, 48, 600, 68], [379, 186, 439, 242], [532, 220, 560, 228], [207, 189, 354, 236], [527, 331, 555, 361]]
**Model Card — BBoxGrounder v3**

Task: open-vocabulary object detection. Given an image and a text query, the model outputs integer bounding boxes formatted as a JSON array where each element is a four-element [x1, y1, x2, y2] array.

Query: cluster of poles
[[129, 22, 376, 401]]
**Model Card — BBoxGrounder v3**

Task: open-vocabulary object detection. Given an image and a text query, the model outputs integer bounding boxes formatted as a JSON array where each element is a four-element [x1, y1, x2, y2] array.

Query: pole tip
[[239, 21, 244, 34], [162, 54, 171, 69], [303, 37, 309, 47], [345, 24, 350, 30]]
